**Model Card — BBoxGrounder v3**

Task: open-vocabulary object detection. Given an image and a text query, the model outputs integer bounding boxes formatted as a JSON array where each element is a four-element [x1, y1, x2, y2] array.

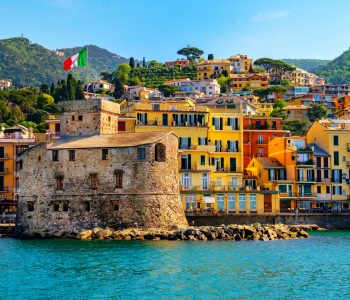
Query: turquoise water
[[0, 232, 350, 299]]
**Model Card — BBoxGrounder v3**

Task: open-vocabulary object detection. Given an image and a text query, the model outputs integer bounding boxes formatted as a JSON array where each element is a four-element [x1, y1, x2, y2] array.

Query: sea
[[0, 231, 349, 299]]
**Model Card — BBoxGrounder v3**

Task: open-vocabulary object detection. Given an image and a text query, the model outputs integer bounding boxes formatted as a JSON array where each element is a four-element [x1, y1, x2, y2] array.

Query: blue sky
[[1, 0, 349, 62]]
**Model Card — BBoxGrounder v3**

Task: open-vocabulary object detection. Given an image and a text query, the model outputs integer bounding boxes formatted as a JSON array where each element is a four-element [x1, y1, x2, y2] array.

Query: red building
[[243, 117, 289, 168]]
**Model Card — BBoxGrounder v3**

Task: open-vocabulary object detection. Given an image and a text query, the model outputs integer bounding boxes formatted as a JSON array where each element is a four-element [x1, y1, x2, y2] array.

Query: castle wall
[[16, 133, 188, 231]]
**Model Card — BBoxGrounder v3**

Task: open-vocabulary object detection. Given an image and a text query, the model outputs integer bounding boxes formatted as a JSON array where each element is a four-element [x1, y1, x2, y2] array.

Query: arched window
[[155, 143, 166, 162]]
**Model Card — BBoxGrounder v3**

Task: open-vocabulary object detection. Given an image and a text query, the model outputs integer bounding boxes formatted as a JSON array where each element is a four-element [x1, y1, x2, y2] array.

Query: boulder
[[77, 230, 93, 240], [297, 230, 309, 238], [94, 229, 107, 239]]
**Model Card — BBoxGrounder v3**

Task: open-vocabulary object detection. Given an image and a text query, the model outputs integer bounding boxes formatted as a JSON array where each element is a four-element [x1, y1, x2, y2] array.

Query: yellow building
[[228, 54, 253, 73], [196, 59, 231, 80], [229, 73, 269, 91], [307, 119, 350, 211], [121, 97, 279, 214], [256, 103, 274, 116], [0, 126, 35, 222]]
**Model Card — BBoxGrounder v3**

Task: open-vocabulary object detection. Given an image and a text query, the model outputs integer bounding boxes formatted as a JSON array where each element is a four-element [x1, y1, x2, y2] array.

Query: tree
[[114, 79, 124, 99], [115, 64, 131, 84], [50, 83, 55, 96], [75, 80, 85, 99], [217, 75, 230, 93], [67, 74, 76, 100], [128, 76, 141, 86], [40, 83, 49, 94], [270, 100, 287, 119], [129, 57, 135, 69], [254, 58, 295, 84], [282, 120, 308, 136], [208, 54, 214, 60], [158, 84, 178, 97], [36, 93, 54, 110], [308, 104, 328, 122], [177, 46, 204, 61], [137, 63, 140, 68], [142, 57, 146, 67]]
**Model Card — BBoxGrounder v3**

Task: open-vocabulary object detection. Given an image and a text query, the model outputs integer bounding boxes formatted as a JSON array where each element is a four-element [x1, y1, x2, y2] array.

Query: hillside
[[281, 59, 330, 72], [0, 37, 128, 87], [313, 50, 350, 84]]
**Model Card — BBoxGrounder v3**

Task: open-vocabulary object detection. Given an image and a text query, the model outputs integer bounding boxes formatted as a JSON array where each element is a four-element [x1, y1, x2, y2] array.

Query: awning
[[202, 196, 215, 204]]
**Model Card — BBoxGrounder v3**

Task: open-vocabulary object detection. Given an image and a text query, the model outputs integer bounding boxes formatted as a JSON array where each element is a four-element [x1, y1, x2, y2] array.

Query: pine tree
[[114, 79, 124, 99], [75, 80, 85, 99], [40, 83, 49, 94], [129, 57, 135, 69], [137, 63, 140, 68], [50, 83, 55, 96], [142, 57, 146, 68], [67, 74, 76, 100]]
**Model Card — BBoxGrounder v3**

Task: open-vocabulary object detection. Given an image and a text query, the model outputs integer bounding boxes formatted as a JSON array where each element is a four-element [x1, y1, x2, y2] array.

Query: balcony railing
[[256, 139, 269, 145], [0, 154, 9, 160], [297, 159, 315, 166], [0, 168, 9, 174], [0, 187, 13, 193], [180, 185, 260, 192], [297, 176, 315, 182]]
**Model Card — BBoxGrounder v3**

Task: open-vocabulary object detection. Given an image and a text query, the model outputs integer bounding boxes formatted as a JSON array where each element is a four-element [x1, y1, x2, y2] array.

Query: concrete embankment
[[14, 223, 314, 241], [186, 214, 350, 229]]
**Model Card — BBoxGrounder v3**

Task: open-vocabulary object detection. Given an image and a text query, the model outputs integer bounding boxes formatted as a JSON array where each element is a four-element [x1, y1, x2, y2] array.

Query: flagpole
[[85, 46, 88, 98]]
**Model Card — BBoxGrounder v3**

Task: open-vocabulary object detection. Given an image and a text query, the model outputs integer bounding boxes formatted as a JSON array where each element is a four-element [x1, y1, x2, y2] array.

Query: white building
[[87, 80, 114, 93], [0, 79, 12, 90], [165, 79, 220, 97]]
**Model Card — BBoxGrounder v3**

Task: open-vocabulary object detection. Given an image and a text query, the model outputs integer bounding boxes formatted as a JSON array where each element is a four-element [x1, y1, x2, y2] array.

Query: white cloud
[[252, 10, 290, 23]]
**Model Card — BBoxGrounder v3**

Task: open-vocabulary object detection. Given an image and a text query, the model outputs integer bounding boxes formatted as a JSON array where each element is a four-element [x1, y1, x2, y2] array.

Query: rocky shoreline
[[13, 223, 322, 241]]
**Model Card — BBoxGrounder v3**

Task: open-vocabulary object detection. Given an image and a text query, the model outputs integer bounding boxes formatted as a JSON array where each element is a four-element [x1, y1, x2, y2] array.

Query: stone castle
[[16, 99, 188, 231]]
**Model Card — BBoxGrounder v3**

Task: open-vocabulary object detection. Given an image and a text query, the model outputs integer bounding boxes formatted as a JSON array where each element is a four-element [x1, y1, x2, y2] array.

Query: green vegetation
[[0, 37, 128, 87], [270, 100, 287, 119], [254, 58, 295, 73], [158, 84, 178, 97], [253, 86, 288, 102], [314, 50, 350, 84], [282, 120, 309, 136], [308, 104, 328, 122], [281, 59, 330, 72], [177, 46, 204, 61]]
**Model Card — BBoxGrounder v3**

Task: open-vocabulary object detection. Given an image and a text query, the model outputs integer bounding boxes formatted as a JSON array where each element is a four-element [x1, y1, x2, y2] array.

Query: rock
[[297, 230, 309, 238], [251, 232, 260, 240], [94, 229, 107, 239], [260, 234, 269, 241], [187, 235, 197, 241], [204, 231, 217, 240], [124, 235, 131, 240], [198, 234, 207, 241], [77, 230, 93, 240]]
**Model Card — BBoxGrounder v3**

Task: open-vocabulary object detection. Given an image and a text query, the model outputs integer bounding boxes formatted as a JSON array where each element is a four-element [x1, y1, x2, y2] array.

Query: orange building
[[243, 117, 289, 168], [229, 73, 269, 91]]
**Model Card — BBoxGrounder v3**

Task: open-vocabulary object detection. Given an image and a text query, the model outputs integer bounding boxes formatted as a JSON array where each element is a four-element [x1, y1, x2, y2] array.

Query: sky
[[0, 0, 350, 62]]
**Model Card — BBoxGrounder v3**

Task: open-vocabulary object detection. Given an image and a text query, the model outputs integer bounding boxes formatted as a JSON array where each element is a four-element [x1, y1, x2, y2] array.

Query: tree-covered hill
[[0, 37, 128, 87], [313, 50, 350, 84], [281, 59, 330, 72]]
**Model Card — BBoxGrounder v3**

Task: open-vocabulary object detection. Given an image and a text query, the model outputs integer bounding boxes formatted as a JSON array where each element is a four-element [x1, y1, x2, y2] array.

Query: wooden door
[[264, 194, 272, 212], [118, 121, 126, 131]]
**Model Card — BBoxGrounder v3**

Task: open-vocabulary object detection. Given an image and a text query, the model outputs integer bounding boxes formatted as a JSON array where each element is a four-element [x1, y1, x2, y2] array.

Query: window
[[155, 143, 166, 162], [84, 201, 90, 212], [72, 115, 75, 121], [78, 115, 83, 121], [53, 201, 60, 212], [200, 155, 206, 166], [137, 147, 146, 159], [115, 170, 123, 188], [69, 150, 75, 161], [239, 194, 246, 211], [250, 194, 257, 211], [152, 103, 160, 111], [217, 194, 225, 210], [185, 195, 196, 210], [102, 149, 109, 160], [62, 201, 69, 212], [181, 173, 192, 190], [56, 176, 64, 190], [181, 154, 191, 170], [112, 200, 119, 211], [317, 186, 321, 194], [333, 135, 339, 146], [52, 150, 59, 161], [27, 201, 34, 212], [228, 194, 235, 211], [334, 151, 339, 166], [89, 174, 98, 190]]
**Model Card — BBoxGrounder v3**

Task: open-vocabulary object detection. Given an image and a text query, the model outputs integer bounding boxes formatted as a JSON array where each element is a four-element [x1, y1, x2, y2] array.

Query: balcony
[[244, 124, 277, 130], [0, 168, 9, 175], [0, 154, 9, 160], [347, 143, 350, 151], [256, 139, 269, 145], [297, 176, 315, 182], [297, 159, 315, 166], [179, 185, 258, 192], [0, 187, 13, 193]]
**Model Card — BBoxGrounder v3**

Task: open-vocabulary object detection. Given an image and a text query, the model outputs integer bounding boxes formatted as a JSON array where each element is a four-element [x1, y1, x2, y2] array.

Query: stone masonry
[[16, 99, 188, 231]]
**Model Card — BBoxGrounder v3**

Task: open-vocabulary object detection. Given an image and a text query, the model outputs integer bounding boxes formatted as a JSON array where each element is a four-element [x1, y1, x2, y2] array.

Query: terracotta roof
[[255, 157, 284, 168], [48, 132, 176, 149]]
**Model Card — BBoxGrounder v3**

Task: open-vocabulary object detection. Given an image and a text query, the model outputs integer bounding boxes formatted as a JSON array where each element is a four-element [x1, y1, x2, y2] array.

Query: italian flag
[[63, 48, 87, 70]]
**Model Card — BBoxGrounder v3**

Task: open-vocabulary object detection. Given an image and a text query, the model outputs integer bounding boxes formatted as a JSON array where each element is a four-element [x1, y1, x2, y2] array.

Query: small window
[[38, 156, 41, 162], [115, 170, 123, 188], [52, 150, 59, 161], [333, 135, 339, 146], [56, 176, 64, 190], [69, 150, 75, 161], [317, 186, 321, 193], [53, 201, 60, 212], [137, 147, 145, 159], [78, 115, 83, 121], [27, 201, 34, 212], [112, 200, 119, 211], [108, 116, 111, 122], [155, 143, 166, 162], [84, 201, 90, 212], [102, 149, 109, 160], [72, 115, 75, 121], [89, 174, 98, 190], [62, 201, 69, 212], [200, 155, 205, 166]]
